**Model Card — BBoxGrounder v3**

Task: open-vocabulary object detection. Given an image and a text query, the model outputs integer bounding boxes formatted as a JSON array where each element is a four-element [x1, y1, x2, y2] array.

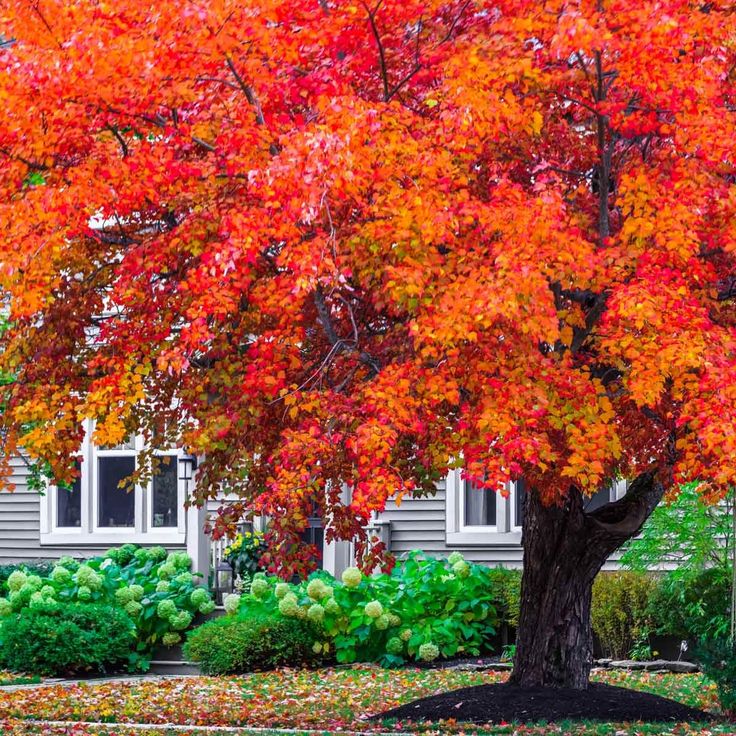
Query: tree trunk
[[509, 472, 664, 689]]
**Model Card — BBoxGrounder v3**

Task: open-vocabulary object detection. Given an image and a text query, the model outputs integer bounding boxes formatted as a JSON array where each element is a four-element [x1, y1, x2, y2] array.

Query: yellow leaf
[[531, 111, 543, 135]]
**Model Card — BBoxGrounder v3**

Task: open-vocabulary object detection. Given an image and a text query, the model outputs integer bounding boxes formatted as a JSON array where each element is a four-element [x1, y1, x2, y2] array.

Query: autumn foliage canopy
[[1, 0, 736, 573]]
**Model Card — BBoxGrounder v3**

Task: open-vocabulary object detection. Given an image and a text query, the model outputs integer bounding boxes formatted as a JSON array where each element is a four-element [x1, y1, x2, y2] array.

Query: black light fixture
[[178, 454, 198, 484]]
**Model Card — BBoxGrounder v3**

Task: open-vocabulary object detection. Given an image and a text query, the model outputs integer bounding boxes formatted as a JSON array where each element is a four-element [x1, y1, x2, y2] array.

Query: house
[[0, 420, 629, 576]]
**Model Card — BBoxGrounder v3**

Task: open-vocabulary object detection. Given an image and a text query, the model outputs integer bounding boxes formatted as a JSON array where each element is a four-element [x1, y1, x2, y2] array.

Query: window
[[56, 473, 81, 528], [464, 480, 497, 527], [446, 470, 627, 545], [40, 421, 187, 545], [152, 456, 179, 528], [584, 484, 616, 512], [447, 470, 524, 544], [513, 477, 526, 530]]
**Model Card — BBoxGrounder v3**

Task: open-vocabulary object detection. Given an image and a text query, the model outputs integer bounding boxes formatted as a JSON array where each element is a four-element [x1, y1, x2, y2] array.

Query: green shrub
[[649, 566, 732, 642], [621, 484, 734, 574], [229, 551, 498, 666], [0, 602, 135, 676], [0, 544, 214, 672], [697, 638, 736, 717], [487, 567, 521, 629], [184, 614, 320, 674], [0, 561, 55, 592], [591, 571, 656, 659]]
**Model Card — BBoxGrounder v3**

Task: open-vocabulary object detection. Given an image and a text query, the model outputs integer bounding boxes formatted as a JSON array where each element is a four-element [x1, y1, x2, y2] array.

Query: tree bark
[[508, 472, 664, 689]]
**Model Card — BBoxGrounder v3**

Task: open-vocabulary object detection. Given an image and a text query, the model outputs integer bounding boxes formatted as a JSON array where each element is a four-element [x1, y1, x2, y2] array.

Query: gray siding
[[0, 455, 184, 563], [375, 481, 626, 570]]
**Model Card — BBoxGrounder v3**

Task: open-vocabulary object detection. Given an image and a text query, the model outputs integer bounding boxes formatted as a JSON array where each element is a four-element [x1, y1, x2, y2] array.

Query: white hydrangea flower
[[306, 578, 328, 600], [374, 614, 390, 630], [274, 583, 291, 599], [223, 593, 241, 615], [341, 567, 362, 588], [448, 551, 464, 565], [418, 642, 440, 662], [7, 571, 27, 592], [364, 600, 383, 619], [452, 560, 471, 579]]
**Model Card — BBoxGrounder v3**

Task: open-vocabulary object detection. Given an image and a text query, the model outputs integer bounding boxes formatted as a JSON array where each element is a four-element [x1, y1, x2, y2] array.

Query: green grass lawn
[[0, 667, 732, 735]]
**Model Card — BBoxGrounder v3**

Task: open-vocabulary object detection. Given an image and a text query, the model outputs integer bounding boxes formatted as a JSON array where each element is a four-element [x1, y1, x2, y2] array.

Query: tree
[[1, 0, 735, 690]]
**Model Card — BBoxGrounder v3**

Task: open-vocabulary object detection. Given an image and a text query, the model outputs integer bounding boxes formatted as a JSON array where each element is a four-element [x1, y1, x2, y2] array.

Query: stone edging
[[594, 659, 699, 673], [435, 659, 699, 674]]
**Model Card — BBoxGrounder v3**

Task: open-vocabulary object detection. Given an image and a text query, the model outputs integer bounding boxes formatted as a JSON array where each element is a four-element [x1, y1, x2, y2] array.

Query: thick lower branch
[[586, 471, 664, 540]]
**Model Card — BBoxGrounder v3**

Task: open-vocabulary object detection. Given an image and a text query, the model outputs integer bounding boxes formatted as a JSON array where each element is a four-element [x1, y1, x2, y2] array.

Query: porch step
[[148, 660, 201, 676], [147, 608, 229, 676]]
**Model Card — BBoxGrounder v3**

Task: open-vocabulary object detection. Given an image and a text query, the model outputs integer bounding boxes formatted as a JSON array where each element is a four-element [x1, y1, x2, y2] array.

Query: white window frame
[[446, 469, 522, 546], [446, 471, 628, 546], [40, 420, 186, 546]]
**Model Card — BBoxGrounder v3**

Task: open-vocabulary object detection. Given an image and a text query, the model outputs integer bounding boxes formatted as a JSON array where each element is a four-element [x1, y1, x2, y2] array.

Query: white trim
[[322, 482, 353, 576], [445, 469, 523, 546], [446, 472, 627, 547], [39, 422, 185, 547]]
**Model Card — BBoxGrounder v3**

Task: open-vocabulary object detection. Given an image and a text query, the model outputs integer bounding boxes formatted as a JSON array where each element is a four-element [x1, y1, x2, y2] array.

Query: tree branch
[[107, 126, 129, 158], [586, 471, 665, 539], [225, 55, 279, 155], [361, 0, 390, 102], [313, 287, 380, 378]]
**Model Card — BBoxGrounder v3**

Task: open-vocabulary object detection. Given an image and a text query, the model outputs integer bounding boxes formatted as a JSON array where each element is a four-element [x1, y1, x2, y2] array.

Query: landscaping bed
[[378, 681, 712, 724], [0, 667, 730, 734]]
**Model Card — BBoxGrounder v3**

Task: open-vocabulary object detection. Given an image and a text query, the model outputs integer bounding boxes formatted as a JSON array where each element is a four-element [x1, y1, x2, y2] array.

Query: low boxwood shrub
[[226, 551, 498, 666], [591, 571, 657, 659], [184, 614, 320, 674], [0, 602, 135, 676], [0, 544, 214, 672]]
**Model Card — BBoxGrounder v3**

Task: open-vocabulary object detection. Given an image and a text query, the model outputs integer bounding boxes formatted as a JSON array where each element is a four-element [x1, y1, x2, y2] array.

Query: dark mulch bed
[[374, 682, 715, 724]]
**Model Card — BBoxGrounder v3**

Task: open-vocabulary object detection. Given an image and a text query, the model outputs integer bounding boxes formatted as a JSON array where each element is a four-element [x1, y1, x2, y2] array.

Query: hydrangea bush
[[230, 551, 498, 666], [0, 544, 213, 672]]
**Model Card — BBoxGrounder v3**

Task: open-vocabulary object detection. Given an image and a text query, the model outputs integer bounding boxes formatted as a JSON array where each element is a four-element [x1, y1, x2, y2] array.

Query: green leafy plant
[[697, 637, 736, 718], [621, 482, 735, 656], [223, 530, 268, 589], [628, 636, 654, 662], [0, 602, 135, 676], [230, 551, 498, 666], [0, 561, 54, 590], [621, 483, 734, 574], [649, 566, 732, 642], [184, 614, 320, 674], [487, 567, 521, 629], [591, 571, 656, 660], [500, 643, 516, 662], [0, 544, 214, 672]]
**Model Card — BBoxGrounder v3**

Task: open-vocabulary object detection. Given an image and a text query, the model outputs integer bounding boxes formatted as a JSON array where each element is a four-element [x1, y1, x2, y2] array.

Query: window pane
[[57, 472, 81, 528], [515, 479, 526, 528], [98, 456, 135, 527], [152, 456, 178, 528], [464, 481, 496, 526], [584, 485, 612, 512]]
